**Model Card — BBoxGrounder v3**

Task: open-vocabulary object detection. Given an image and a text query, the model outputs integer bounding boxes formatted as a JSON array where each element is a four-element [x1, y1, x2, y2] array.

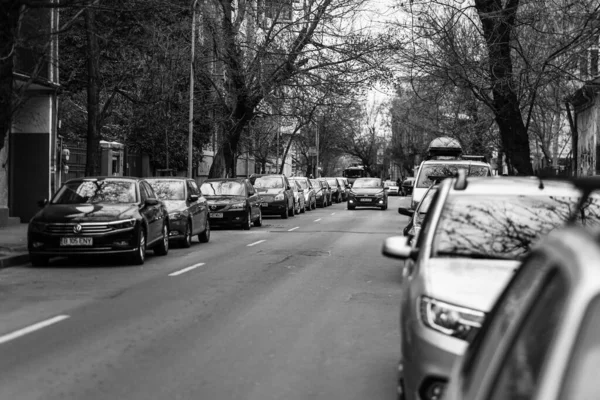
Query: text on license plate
[[60, 237, 93, 246], [360, 198, 371, 202], [211, 213, 223, 218], [261, 202, 269, 207]]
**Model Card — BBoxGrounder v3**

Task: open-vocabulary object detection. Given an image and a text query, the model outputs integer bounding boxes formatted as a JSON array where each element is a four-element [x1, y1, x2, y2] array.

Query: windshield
[[384, 180, 395, 187], [52, 180, 137, 204], [433, 194, 600, 260], [147, 180, 185, 201], [344, 169, 365, 178], [200, 181, 245, 196], [403, 179, 414, 186], [310, 179, 321, 189], [326, 179, 338, 187], [254, 176, 284, 189], [416, 164, 489, 188], [353, 178, 382, 188], [293, 179, 308, 190], [415, 188, 438, 225]]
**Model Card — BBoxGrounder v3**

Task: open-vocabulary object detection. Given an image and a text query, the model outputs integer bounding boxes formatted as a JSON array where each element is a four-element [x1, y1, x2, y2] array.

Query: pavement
[[0, 223, 28, 269], [0, 196, 411, 400]]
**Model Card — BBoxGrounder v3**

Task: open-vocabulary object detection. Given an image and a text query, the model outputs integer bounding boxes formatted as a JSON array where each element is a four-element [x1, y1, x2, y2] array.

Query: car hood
[[162, 200, 187, 212], [423, 258, 520, 312], [351, 188, 384, 195], [205, 196, 246, 205], [34, 203, 139, 223], [255, 188, 285, 195]]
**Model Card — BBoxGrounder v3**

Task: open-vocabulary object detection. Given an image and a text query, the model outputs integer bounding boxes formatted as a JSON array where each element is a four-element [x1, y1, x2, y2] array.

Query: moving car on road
[[28, 177, 170, 266], [290, 177, 316, 211], [253, 174, 295, 219], [200, 178, 262, 230], [347, 177, 388, 210], [381, 174, 600, 400], [147, 177, 210, 247]]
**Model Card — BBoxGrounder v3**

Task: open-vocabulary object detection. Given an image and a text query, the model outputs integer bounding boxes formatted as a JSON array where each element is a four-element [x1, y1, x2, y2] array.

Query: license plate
[[60, 237, 93, 246], [261, 202, 269, 207], [360, 198, 371, 202], [211, 213, 223, 218]]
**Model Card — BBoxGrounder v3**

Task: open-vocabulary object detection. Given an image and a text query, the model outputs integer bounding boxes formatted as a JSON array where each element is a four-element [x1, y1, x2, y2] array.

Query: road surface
[[0, 196, 411, 400]]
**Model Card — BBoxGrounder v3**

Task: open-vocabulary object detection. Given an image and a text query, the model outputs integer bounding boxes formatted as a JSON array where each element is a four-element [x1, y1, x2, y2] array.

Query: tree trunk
[[85, 5, 101, 176], [565, 101, 578, 176], [0, 3, 21, 154], [475, 0, 533, 175]]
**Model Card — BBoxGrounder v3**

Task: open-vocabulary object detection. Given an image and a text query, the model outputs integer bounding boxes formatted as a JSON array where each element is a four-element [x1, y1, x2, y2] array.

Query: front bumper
[[348, 196, 386, 207], [28, 228, 139, 256], [208, 209, 248, 226], [167, 218, 187, 240], [260, 200, 287, 215], [402, 318, 467, 400]]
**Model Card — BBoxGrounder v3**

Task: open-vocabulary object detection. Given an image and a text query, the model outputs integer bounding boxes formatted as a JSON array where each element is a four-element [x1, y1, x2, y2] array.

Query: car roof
[[202, 178, 247, 183], [447, 176, 587, 197], [145, 177, 191, 181], [66, 176, 140, 183], [420, 159, 490, 167]]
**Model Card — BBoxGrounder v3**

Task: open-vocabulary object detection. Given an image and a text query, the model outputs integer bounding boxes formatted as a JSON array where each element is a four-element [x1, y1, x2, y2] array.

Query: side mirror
[[298, 188, 304, 193], [382, 236, 418, 261], [189, 194, 199, 202], [37, 198, 49, 208], [384, 186, 390, 190], [145, 198, 160, 206], [398, 207, 414, 217]]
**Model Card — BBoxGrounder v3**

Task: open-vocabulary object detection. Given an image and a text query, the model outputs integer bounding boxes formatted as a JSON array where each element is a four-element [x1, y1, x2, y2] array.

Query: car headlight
[[375, 191, 384, 197], [274, 193, 284, 201], [229, 202, 246, 209], [169, 212, 184, 220], [420, 296, 484, 341], [29, 221, 46, 232], [316, 191, 322, 198], [111, 218, 136, 230]]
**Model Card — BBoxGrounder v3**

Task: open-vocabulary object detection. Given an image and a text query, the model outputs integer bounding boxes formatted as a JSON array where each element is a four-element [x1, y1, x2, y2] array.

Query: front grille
[[45, 223, 112, 234], [209, 205, 227, 211], [260, 195, 274, 202]]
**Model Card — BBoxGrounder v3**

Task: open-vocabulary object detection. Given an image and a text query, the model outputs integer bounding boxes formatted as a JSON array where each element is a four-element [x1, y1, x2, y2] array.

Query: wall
[[577, 95, 600, 176]]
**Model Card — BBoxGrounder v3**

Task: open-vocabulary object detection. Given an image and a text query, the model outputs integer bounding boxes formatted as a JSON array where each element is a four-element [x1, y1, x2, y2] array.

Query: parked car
[[310, 179, 329, 208], [28, 177, 170, 266], [401, 177, 415, 197], [291, 180, 306, 214], [384, 180, 400, 196], [200, 178, 262, 229], [253, 174, 295, 218], [325, 177, 343, 203], [146, 177, 210, 247], [290, 177, 316, 211], [317, 178, 333, 206], [398, 184, 438, 240], [381, 174, 600, 400], [347, 177, 388, 210], [445, 223, 600, 400], [337, 177, 349, 201]]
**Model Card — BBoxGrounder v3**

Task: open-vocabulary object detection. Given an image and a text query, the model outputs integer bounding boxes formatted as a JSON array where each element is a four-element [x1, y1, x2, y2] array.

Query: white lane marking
[[331, 212, 336, 215], [0, 315, 70, 345], [288, 227, 299, 231], [247, 240, 266, 247], [314, 218, 322, 222], [169, 263, 205, 277]]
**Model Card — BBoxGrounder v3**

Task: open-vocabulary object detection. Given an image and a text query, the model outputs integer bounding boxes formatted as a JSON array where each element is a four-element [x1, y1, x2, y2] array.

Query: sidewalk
[[0, 223, 29, 269]]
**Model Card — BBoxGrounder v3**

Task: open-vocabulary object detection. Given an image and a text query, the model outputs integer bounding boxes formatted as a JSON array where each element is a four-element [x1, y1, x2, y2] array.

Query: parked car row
[[27, 174, 350, 267], [383, 173, 600, 400]]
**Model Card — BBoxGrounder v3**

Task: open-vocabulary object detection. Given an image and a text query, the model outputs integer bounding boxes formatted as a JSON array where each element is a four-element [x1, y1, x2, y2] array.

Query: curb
[[0, 253, 29, 270]]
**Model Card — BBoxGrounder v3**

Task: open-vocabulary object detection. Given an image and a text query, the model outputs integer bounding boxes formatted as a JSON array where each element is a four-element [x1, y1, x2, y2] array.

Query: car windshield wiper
[[435, 251, 515, 260]]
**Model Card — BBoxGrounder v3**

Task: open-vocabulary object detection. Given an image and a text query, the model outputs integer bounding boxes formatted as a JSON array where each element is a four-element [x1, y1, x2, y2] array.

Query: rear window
[[293, 179, 308, 190], [416, 164, 489, 188], [254, 176, 284, 189], [147, 180, 185, 201]]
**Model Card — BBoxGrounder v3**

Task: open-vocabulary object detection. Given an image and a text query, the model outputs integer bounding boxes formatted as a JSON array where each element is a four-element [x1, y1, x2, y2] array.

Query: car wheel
[[348, 202, 355, 210], [382, 204, 388, 210], [288, 202, 294, 217], [199, 218, 210, 243], [254, 209, 263, 227], [281, 207, 289, 219], [30, 254, 49, 267], [130, 228, 146, 265], [312, 199, 317, 210], [181, 220, 192, 248], [243, 210, 252, 230], [154, 223, 169, 256], [301, 202, 306, 213]]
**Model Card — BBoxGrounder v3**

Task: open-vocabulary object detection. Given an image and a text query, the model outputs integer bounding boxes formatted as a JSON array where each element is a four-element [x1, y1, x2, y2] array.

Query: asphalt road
[[0, 196, 411, 400]]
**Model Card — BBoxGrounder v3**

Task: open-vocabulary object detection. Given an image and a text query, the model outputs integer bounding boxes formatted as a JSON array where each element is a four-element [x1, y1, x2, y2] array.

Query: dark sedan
[[310, 179, 330, 207], [253, 175, 295, 219], [28, 177, 169, 266], [347, 177, 388, 210], [146, 177, 210, 247], [200, 178, 262, 230]]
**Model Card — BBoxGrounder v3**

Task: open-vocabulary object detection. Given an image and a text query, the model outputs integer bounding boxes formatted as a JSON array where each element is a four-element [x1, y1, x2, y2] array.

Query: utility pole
[[276, 122, 280, 173], [315, 124, 319, 178], [188, 0, 199, 178]]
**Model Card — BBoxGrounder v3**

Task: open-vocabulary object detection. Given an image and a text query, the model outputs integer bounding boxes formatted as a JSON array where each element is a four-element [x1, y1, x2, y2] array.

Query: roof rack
[[461, 155, 487, 162]]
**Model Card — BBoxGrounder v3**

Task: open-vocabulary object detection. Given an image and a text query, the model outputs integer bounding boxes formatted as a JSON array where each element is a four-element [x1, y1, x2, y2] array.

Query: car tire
[[288, 202, 295, 217], [199, 218, 210, 243], [312, 199, 317, 210], [154, 223, 169, 256], [243, 210, 252, 230], [254, 209, 263, 227], [30, 254, 49, 267], [348, 203, 355, 210], [381, 205, 388, 210], [130, 228, 146, 265], [300, 203, 306, 213], [281, 208, 289, 219], [181, 220, 192, 248]]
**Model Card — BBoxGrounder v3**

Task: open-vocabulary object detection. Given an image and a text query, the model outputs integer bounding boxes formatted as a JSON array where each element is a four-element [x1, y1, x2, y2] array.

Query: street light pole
[[315, 124, 319, 178], [276, 123, 280, 173], [188, 0, 199, 178]]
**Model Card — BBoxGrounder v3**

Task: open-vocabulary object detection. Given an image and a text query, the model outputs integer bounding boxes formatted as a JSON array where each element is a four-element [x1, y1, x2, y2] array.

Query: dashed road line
[[314, 218, 322, 222], [0, 315, 70, 345], [288, 227, 299, 231], [169, 263, 205, 277], [247, 240, 266, 247], [331, 212, 336, 215]]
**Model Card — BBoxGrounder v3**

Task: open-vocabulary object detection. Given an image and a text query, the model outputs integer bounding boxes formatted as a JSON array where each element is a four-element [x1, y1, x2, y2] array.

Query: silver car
[[382, 174, 600, 400], [290, 177, 316, 211]]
